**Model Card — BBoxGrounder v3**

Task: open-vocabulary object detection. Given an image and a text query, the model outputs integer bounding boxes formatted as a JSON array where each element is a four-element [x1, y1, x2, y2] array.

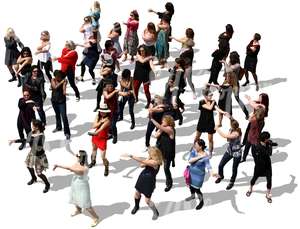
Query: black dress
[[244, 40, 260, 73], [157, 130, 175, 162], [196, 99, 216, 134], [217, 84, 233, 115], [4, 37, 23, 65], [135, 165, 160, 198], [133, 60, 151, 83], [252, 143, 272, 177]]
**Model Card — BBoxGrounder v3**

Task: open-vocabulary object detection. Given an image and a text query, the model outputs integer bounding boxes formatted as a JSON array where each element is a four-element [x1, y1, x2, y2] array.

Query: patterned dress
[[123, 18, 139, 56]]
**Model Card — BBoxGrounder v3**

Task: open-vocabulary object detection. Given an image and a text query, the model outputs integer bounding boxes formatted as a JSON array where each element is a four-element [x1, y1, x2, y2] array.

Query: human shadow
[[271, 138, 292, 148], [239, 77, 287, 93], [92, 202, 130, 221], [48, 174, 73, 191], [109, 159, 143, 177], [118, 129, 147, 142], [46, 113, 77, 127], [71, 121, 93, 138], [176, 123, 197, 137], [80, 88, 97, 100], [45, 139, 71, 151]]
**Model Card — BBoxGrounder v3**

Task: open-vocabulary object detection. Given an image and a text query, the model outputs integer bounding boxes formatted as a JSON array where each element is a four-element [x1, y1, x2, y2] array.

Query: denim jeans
[[145, 121, 156, 147], [218, 152, 241, 183], [164, 159, 173, 186], [52, 101, 70, 135], [118, 95, 135, 123]]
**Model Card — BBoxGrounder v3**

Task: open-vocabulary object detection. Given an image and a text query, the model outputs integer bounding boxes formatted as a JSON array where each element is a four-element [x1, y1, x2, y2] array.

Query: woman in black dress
[[125, 146, 163, 220], [4, 27, 24, 82], [195, 88, 226, 156], [242, 33, 261, 91], [152, 115, 175, 192], [246, 131, 274, 203]]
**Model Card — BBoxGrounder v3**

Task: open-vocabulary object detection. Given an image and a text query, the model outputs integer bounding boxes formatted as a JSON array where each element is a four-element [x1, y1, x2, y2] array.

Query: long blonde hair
[[148, 147, 163, 165], [5, 27, 15, 39]]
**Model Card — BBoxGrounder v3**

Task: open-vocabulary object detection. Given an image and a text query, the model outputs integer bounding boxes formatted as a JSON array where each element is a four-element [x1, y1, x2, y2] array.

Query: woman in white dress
[[53, 150, 100, 227]]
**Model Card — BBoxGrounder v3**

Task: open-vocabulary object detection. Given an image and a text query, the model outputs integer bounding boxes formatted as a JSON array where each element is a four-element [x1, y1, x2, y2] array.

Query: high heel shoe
[[242, 81, 249, 87]]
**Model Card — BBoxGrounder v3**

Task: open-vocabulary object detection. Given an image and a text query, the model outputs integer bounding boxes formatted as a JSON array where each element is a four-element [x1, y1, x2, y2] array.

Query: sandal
[[91, 218, 100, 227], [266, 194, 272, 203], [246, 190, 252, 197]]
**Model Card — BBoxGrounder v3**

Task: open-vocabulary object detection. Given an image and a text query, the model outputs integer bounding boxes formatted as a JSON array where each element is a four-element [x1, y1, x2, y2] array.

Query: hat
[[101, 53, 113, 66], [97, 103, 111, 113]]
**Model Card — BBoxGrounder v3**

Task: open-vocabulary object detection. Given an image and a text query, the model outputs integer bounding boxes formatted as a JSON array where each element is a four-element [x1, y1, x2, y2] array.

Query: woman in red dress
[[88, 103, 111, 176]]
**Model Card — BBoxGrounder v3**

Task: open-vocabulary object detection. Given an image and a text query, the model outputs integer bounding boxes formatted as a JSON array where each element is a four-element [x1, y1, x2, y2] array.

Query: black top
[[4, 37, 23, 65], [24, 77, 46, 103], [18, 98, 35, 127], [246, 40, 260, 58], [133, 60, 151, 82], [211, 32, 231, 60], [156, 129, 176, 161], [252, 143, 272, 176], [180, 48, 194, 66], [135, 165, 160, 198], [158, 12, 172, 24], [51, 81, 66, 103], [197, 99, 216, 133], [27, 132, 45, 156]]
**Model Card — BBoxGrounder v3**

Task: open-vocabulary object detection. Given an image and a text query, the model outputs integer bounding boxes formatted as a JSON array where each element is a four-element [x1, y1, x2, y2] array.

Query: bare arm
[[136, 53, 152, 63], [103, 89, 119, 100], [202, 100, 215, 110], [150, 118, 174, 138], [216, 128, 239, 139], [53, 164, 85, 176], [130, 155, 159, 169]]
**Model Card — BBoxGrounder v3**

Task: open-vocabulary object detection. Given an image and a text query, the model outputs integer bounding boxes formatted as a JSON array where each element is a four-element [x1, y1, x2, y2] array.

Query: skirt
[[25, 152, 49, 174], [69, 175, 92, 208]]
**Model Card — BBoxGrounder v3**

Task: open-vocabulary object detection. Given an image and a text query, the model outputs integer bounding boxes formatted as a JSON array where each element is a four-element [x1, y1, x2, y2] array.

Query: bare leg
[[194, 131, 202, 142], [242, 70, 250, 86], [208, 134, 214, 156], [252, 72, 259, 91], [88, 144, 97, 168], [86, 207, 100, 227], [145, 198, 159, 220], [71, 205, 82, 217], [100, 149, 109, 176], [217, 113, 223, 127]]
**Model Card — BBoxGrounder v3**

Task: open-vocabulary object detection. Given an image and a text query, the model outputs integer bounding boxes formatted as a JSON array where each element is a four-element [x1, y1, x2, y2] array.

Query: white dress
[[69, 169, 92, 208]]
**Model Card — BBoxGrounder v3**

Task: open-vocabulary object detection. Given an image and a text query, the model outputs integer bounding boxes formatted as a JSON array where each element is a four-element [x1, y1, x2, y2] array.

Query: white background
[[0, 0, 299, 228]]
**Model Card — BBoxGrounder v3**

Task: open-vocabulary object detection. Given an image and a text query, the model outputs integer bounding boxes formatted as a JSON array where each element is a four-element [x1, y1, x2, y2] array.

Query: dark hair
[[259, 93, 269, 117], [229, 51, 240, 65], [104, 39, 114, 50], [78, 150, 87, 166], [84, 16, 92, 23], [53, 69, 65, 79], [131, 10, 139, 21], [121, 69, 131, 80], [175, 57, 185, 69], [254, 33, 261, 41], [32, 119, 45, 132], [137, 44, 150, 56], [147, 22, 157, 40], [195, 138, 207, 150], [165, 2, 175, 16], [202, 88, 212, 97], [225, 24, 234, 38], [186, 28, 194, 39], [259, 131, 270, 142], [21, 47, 32, 57], [230, 119, 242, 136], [113, 22, 122, 36]]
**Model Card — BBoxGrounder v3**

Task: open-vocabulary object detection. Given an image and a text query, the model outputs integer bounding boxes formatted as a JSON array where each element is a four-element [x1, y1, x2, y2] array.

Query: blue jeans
[[52, 101, 70, 135], [218, 152, 241, 183]]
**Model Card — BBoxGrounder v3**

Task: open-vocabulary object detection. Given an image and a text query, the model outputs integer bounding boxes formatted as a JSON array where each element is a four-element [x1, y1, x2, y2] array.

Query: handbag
[[183, 165, 191, 186]]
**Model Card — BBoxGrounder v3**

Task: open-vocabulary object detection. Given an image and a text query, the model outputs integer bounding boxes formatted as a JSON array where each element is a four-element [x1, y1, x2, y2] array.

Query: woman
[[14, 47, 33, 87], [246, 131, 274, 203], [53, 150, 100, 227], [123, 10, 139, 62], [133, 45, 155, 109], [87, 103, 111, 177], [35, 30, 52, 82], [53, 40, 80, 101], [215, 117, 242, 190], [51, 70, 71, 140], [142, 22, 157, 56], [195, 88, 226, 156], [80, 16, 93, 43], [155, 17, 170, 68], [108, 22, 122, 57], [185, 139, 216, 210], [171, 28, 196, 99], [241, 93, 269, 162], [151, 115, 175, 192], [242, 33, 261, 91], [24, 65, 47, 125], [10, 119, 50, 193], [89, 0, 101, 41], [124, 147, 163, 220], [4, 27, 24, 82], [208, 24, 234, 85], [77, 35, 100, 85], [118, 69, 136, 130], [15, 89, 36, 150]]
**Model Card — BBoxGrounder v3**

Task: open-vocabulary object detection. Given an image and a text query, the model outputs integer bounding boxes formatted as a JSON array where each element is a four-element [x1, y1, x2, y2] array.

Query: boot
[[19, 139, 26, 150], [195, 192, 204, 210], [148, 202, 159, 220], [27, 167, 37, 185], [185, 194, 195, 201], [242, 80, 249, 87], [17, 75, 22, 87], [112, 135, 117, 144], [103, 158, 109, 176], [38, 173, 50, 193], [88, 155, 96, 168], [130, 121, 135, 130], [8, 72, 17, 82], [131, 198, 140, 214]]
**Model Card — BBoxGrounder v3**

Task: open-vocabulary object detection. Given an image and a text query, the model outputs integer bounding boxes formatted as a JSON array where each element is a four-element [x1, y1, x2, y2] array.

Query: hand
[[224, 112, 231, 119], [219, 60, 226, 64], [53, 164, 58, 171], [8, 140, 15, 146], [52, 57, 57, 62], [148, 8, 153, 13], [169, 36, 173, 40]]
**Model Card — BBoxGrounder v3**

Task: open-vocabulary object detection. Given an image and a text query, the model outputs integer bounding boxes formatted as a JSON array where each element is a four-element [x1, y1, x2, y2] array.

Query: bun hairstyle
[[32, 119, 45, 132], [195, 138, 207, 150], [78, 150, 88, 166], [229, 51, 240, 64]]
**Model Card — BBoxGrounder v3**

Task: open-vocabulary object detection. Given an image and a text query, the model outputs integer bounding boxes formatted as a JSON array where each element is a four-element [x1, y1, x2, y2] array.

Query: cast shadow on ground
[[239, 77, 287, 93], [46, 113, 77, 127], [92, 202, 130, 222], [48, 174, 73, 191]]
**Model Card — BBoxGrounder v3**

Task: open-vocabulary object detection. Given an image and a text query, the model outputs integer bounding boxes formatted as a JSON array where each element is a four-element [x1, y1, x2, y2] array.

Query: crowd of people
[[5, 1, 278, 227]]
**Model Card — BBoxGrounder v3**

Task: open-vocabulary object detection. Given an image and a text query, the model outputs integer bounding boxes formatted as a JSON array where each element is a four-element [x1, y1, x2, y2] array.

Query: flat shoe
[[91, 218, 100, 227], [246, 190, 252, 197]]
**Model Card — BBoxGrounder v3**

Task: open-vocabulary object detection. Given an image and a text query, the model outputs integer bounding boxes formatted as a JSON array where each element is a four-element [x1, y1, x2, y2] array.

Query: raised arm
[[150, 118, 174, 138]]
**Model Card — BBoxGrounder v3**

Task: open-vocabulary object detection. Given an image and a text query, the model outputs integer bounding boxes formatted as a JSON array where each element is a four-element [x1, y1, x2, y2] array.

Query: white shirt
[[37, 42, 51, 63]]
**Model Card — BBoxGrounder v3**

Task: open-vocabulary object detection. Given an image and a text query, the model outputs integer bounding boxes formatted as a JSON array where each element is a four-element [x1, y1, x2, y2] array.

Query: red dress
[[92, 125, 110, 151]]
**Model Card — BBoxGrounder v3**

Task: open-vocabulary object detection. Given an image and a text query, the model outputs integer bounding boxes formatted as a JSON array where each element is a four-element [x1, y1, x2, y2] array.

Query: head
[[6, 27, 15, 38], [23, 89, 31, 100], [84, 16, 92, 24], [225, 24, 234, 38], [161, 115, 175, 128], [259, 93, 269, 117], [137, 45, 148, 57], [54, 69, 65, 81], [148, 147, 163, 165], [31, 119, 45, 133], [93, 1, 101, 10], [65, 40, 76, 50], [259, 131, 271, 144], [185, 28, 194, 39], [229, 51, 240, 65], [21, 47, 32, 58], [194, 139, 207, 151], [165, 2, 175, 15], [130, 10, 139, 21], [104, 81, 114, 92], [77, 150, 88, 166], [104, 39, 114, 50], [121, 69, 131, 80], [30, 65, 39, 79], [147, 22, 156, 34], [230, 119, 242, 136], [154, 94, 163, 105], [202, 88, 213, 101], [254, 33, 261, 41], [113, 22, 122, 34], [40, 30, 50, 41], [175, 57, 185, 69], [254, 106, 266, 121]]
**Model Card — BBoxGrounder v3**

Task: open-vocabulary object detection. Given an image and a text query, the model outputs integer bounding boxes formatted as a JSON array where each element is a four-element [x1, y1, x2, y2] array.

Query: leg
[[233, 88, 249, 119], [208, 59, 222, 85], [145, 198, 159, 220], [37, 101, 46, 125], [242, 70, 250, 86], [88, 144, 97, 168], [52, 102, 62, 130], [145, 121, 156, 147], [230, 156, 241, 184], [241, 142, 251, 162], [66, 68, 80, 99], [95, 81, 103, 110], [71, 205, 82, 217], [195, 188, 204, 210], [194, 131, 202, 142], [86, 207, 100, 225], [37, 172, 50, 193], [58, 103, 71, 137], [218, 113, 223, 127], [111, 112, 118, 144], [143, 82, 151, 107], [80, 64, 86, 78], [131, 191, 141, 214], [88, 66, 96, 80], [128, 96, 135, 129], [100, 149, 109, 176], [118, 97, 127, 121], [133, 80, 142, 102], [208, 133, 214, 156], [266, 172, 272, 202], [7, 65, 17, 81], [217, 152, 232, 181], [163, 159, 173, 191], [17, 118, 26, 150], [184, 66, 196, 96], [27, 167, 37, 185], [185, 186, 196, 201], [252, 72, 259, 91]]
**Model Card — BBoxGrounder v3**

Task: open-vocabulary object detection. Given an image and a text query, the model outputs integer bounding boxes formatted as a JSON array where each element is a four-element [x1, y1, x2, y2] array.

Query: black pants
[[38, 60, 53, 82], [52, 101, 70, 135], [208, 58, 222, 85], [81, 64, 95, 80], [35, 100, 46, 125], [242, 142, 255, 161], [190, 186, 202, 195], [118, 95, 135, 123], [250, 171, 272, 189], [145, 121, 156, 147], [95, 80, 104, 109], [17, 118, 31, 140], [110, 112, 118, 138], [163, 159, 173, 186], [65, 67, 80, 98], [218, 152, 241, 183]]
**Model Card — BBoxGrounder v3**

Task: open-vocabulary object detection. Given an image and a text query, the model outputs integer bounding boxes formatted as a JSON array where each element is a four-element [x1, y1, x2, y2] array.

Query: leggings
[[184, 65, 195, 93], [38, 60, 53, 82], [133, 80, 151, 105], [250, 171, 272, 189], [80, 64, 96, 80]]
